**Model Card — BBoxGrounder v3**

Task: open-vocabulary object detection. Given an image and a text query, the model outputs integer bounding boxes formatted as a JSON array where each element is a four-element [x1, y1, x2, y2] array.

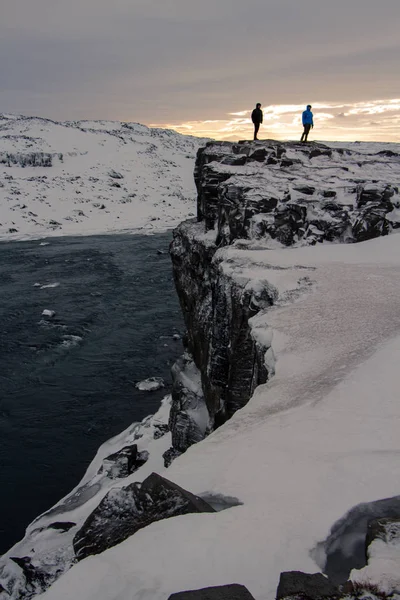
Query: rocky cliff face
[[165, 140, 400, 461]]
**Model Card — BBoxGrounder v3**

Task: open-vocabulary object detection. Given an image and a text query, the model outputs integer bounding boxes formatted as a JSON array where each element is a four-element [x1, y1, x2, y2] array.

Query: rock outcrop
[[166, 140, 400, 461], [194, 140, 400, 247], [276, 572, 340, 600], [73, 473, 215, 560], [168, 584, 256, 599]]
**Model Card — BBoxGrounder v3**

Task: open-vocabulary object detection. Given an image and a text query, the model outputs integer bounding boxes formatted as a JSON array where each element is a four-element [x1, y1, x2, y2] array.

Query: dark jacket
[[251, 107, 263, 124]]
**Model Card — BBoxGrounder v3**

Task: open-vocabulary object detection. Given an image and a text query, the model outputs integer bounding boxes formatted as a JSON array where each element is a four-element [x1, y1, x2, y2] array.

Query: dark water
[[0, 233, 183, 554]]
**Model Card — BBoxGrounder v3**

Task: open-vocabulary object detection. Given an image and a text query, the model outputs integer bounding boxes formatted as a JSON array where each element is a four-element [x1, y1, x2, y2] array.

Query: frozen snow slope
[[0, 115, 207, 240], [39, 233, 400, 600]]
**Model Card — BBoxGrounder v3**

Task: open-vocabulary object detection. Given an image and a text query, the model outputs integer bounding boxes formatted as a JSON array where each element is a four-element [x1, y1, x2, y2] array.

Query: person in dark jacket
[[251, 103, 263, 140], [301, 105, 314, 142]]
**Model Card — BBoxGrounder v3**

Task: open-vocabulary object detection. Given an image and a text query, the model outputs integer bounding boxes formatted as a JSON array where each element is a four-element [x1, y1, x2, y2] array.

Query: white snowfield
[[40, 233, 400, 600], [0, 115, 207, 240]]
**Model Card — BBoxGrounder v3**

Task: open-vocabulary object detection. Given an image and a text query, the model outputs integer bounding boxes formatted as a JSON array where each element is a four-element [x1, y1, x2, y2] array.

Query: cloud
[[154, 99, 400, 142], [0, 0, 399, 141]]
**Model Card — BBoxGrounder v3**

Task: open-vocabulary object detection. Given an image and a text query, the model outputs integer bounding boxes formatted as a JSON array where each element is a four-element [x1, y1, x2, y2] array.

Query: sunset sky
[[2, 0, 400, 142]]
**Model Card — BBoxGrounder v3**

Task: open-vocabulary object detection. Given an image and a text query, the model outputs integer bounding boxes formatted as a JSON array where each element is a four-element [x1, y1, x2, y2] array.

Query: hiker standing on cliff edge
[[251, 103, 263, 141], [301, 105, 314, 142]]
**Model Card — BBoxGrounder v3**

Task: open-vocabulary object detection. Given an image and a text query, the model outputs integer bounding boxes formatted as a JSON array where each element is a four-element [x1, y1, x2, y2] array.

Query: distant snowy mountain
[[0, 115, 208, 241]]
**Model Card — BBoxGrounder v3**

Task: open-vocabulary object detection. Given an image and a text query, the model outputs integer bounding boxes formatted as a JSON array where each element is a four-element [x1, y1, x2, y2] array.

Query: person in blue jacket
[[301, 105, 314, 142]]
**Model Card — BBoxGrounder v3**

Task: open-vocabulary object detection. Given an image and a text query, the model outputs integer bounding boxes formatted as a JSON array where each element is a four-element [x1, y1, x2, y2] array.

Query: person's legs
[[254, 122, 260, 140], [304, 124, 311, 142]]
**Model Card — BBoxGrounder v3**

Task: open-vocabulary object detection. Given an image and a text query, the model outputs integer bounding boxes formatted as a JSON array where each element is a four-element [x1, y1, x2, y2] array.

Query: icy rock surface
[[170, 221, 275, 440], [73, 472, 215, 561], [194, 140, 400, 246], [163, 352, 209, 466]]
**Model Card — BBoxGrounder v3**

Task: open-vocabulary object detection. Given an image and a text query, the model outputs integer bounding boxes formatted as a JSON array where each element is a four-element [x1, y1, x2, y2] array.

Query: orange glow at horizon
[[148, 98, 400, 143]]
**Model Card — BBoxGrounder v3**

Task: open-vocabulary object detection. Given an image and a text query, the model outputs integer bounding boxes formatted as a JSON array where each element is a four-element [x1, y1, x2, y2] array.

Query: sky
[[1, 0, 400, 142]]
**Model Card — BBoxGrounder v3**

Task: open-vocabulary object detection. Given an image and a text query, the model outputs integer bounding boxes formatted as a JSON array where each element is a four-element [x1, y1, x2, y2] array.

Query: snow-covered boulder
[[73, 473, 215, 561]]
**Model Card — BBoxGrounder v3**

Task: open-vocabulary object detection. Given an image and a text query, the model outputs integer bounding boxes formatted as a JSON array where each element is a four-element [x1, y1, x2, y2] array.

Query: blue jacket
[[302, 107, 314, 126]]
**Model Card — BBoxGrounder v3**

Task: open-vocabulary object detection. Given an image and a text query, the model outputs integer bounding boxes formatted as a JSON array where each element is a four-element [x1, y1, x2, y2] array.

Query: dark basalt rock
[[280, 159, 294, 167], [73, 473, 215, 560], [168, 139, 400, 463], [221, 155, 247, 166], [9, 556, 53, 596], [165, 352, 208, 462], [352, 207, 390, 242], [97, 444, 149, 479], [249, 148, 268, 162], [276, 572, 339, 600], [47, 521, 76, 532], [170, 221, 276, 431], [191, 141, 400, 249], [309, 147, 333, 159], [365, 517, 400, 560], [169, 584, 256, 599], [163, 447, 183, 467], [294, 186, 316, 196], [315, 495, 400, 584], [153, 423, 169, 439]]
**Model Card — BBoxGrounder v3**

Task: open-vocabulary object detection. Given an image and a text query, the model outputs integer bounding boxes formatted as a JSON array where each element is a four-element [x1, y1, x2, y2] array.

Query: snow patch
[[136, 377, 165, 392]]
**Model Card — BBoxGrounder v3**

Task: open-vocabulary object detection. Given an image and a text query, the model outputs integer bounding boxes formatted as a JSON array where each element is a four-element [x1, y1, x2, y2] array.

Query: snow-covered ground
[[0, 115, 207, 240], [35, 232, 400, 600]]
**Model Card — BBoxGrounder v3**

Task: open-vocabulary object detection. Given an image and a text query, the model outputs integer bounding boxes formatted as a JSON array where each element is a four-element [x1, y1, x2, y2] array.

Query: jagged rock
[[163, 447, 182, 467], [153, 423, 169, 439], [192, 141, 400, 247], [352, 207, 390, 242], [168, 139, 400, 472], [309, 147, 333, 159], [169, 584, 256, 599], [73, 473, 215, 560], [167, 352, 208, 456], [249, 148, 268, 162], [315, 495, 400, 584], [365, 517, 400, 559], [97, 444, 149, 479], [170, 222, 275, 430], [276, 572, 339, 600], [9, 556, 53, 596]]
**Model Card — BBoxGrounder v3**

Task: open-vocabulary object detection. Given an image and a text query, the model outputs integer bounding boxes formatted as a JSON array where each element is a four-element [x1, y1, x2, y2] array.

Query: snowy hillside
[[0, 114, 207, 240]]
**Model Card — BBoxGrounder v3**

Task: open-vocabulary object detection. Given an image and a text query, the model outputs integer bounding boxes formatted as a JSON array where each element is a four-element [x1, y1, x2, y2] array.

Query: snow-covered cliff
[[1, 138, 400, 600]]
